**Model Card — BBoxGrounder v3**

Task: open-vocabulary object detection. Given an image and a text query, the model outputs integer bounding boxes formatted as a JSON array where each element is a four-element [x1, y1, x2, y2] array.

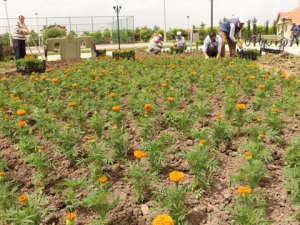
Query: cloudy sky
[[1, 0, 299, 30]]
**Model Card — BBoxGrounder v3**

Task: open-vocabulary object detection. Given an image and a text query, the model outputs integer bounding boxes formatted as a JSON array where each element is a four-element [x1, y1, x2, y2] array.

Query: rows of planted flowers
[[0, 53, 299, 225]]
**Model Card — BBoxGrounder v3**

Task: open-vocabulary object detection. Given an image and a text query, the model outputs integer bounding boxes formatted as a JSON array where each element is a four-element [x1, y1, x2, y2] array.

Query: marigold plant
[[169, 171, 185, 183], [66, 212, 76, 225], [244, 151, 253, 160], [236, 103, 246, 110], [134, 150, 146, 159], [17, 109, 26, 115], [152, 214, 174, 225], [19, 193, 27, 204], [98, 176, 108, 183], [144, 104, 153, 112], [18, 120, 27, 127], [236, 186, 252, 197], [68, 102, 77, 107], [112, 105, 121, 111]]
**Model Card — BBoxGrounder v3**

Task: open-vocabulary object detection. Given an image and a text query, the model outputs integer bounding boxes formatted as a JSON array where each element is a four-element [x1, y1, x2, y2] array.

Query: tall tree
[[264, 20, 269, 34], [252, 17, 257, 34]]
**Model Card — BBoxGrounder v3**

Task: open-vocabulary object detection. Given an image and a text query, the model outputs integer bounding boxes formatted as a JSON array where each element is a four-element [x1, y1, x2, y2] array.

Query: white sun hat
[[239, 17, 247, 24], [177, 31, 182, 35]]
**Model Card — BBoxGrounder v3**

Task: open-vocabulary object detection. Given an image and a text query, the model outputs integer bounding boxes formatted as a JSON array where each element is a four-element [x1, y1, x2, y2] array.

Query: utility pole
[[113, 5, 122, 50], [163, 0, 167, 42], [210, 0, 214, 31], [187, 16, 190, 41], [35, 13, 40, 47], [3, 0, 12, 46]]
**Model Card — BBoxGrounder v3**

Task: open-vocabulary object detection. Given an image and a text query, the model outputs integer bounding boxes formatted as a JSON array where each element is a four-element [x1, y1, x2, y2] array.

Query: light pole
[[210, 0, 214, 31], [3, 0, 12, 46], [163, 0, 167, 42], [113, 5, 121, 50], [35, 13, 40, 47], [187, 16, 190, 41]]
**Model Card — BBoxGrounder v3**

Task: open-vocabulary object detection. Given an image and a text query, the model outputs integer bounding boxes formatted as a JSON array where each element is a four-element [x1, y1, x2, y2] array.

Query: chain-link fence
[[0, 16, 134, 44]]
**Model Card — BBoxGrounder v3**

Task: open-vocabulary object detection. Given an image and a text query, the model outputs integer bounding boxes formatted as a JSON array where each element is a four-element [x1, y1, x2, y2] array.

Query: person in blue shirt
[[219, 17, 246, 58], [290, 21, 299, 47], [202, 31, 222, 58]]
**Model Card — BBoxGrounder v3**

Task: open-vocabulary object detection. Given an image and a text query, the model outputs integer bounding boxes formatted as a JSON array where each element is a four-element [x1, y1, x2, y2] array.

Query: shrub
[[44, 28, 66, 40]]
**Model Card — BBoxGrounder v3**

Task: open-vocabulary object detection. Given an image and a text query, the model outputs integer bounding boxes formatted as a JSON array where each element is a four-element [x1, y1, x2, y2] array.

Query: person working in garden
[[202, 31, 222, 58], [13, 15, 33, 59], [148, 34, 164, 54], [219, 17, 246, 58], [290, 21, 299, 47], [175, 31, 187, 50]]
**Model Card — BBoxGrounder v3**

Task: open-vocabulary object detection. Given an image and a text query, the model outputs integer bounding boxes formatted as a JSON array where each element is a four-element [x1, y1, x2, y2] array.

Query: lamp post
[[163, 0, 167, 42], [210, 0, 214, 31], [3, 0, 12, 46], [113, 5, 121, 50], [187, 16, 190, 41], [35, 13, 40, 47]]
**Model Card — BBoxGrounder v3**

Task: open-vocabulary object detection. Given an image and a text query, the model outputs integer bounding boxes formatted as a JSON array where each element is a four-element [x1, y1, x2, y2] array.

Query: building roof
[[277, 6, 300, 24]]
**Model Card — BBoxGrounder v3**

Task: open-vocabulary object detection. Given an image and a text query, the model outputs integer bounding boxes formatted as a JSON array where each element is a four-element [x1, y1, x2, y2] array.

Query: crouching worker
[[175, 31, 187, 50], [202, 31, 222, 58], [148, 34, 164, 54]]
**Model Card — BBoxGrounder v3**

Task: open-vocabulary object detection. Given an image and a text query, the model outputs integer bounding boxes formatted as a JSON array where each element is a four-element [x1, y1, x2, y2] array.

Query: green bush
[[112, 50, 135, 60], [44, 28, 66, 40], [238, 49, 260, 60]]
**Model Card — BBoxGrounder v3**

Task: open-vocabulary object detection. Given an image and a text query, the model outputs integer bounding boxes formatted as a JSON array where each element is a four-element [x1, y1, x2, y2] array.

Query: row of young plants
[[0, 53, 299, 224]]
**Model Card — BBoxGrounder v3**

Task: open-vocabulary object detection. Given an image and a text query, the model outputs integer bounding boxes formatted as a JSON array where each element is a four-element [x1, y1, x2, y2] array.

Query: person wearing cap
[[290, 21, 299, 47], [202, 31, 222, 58], [219, 17, 246, 57], [148, 34, 164, 54], [175, 31, 187, 50]]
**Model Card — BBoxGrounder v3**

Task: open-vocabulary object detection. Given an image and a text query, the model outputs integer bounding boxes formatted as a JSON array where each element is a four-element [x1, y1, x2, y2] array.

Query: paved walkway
[[27, 42, 300, 61]]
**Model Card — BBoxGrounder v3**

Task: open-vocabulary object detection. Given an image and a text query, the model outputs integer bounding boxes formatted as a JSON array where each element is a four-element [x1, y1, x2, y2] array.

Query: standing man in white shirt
[[13, 15, 32, 59], [175, 31, 187, 50], [202, 31, 222, 58], [148, 34, 164, 54], [219, 17, 246, 58]]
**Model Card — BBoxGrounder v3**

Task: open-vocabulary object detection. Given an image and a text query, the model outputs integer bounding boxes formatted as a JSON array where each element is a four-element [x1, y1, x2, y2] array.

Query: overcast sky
[[1, 0, 299, 30]]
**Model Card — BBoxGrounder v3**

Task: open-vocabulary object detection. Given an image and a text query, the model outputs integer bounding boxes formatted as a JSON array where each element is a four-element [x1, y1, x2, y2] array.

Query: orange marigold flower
[[215, 114, 224, 121], [256, 115, 263, 121], [0, 171, 5, 179], [108, 92, 116, 98], [72, 83, 78, 87], [41, 75, 47, 80], [68, 102, 77, 107], [225, 76, 232, 81], [98, 176, 108, 183], [134, 150, 146, 159], [229, 61, 235, 65], [258, 84, 266, 89], [236, 103, 246, 110], [112, 105, 121, 111], [272, 108, 280, 113], [52, 114, 57, 119], [18, 121, 27, 127], [17, 109, 26, 115], [167, 97, 174, 102], [161, 83, 168, 87], [51, 78, 59, 83], [236, 186, 252, 196], [152, 214, 174, 225], [262, 74, 268, 78], [10, 93, 15, 97], [144, 104, 153, 112], [199, 139, 206, 146], [244, 151, 252, 160], [66, 212, 76, 223], [169, 171, 185, 183], [281, 73, 286, 78], [19, 194, 27, 203], [45, 68, 52, 72]]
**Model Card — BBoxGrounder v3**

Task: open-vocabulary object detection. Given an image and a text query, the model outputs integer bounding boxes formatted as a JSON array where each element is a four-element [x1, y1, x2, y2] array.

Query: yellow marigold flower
[[256, 115, 263, 121], [0, 171, 5, 180], [52, 114, 57, 119], [18, 121, 27, 127], [169, 171, 185, 183], [88, 135, 96, 142], [258, 133, 265, 140], [66, 212, 76, 225], [108, 92, 116, 98], [51, 78, 59, 83], [167, 97, 174, 102], [199, 139, 206, 146], [98, 176, 108, 183], [216, 114, 224, 121], [144, 104, 153, 112], [161, 83, 168, 87], [19, 194, 27, 203], [152, 214, 174, 225], [134, 150, 146, 159], [112, 105, 121, 111], [17, 109, 26, 115], [68, 102, 77, 107], [258, 84, 266, 89], [247, 75, 256, 79], [77, 69, 82, 73], [72, 83, 78, 87], [236, 103, 246, 110], [144, 112, 149, 117], [113, 123, 118, 128], [272, 108, 280, 113], [236, 186, 253, 196], [244, 151, 252, 160]]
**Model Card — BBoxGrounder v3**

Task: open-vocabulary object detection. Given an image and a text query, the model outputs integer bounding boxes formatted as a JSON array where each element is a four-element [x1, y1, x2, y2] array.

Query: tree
[[271, 20, 277, 34], [252, 17, 257, 34], [153, 25, 160, 32], [200, 22, 206, 29], [264, 20, 269, 34], [247, 20, 251, 37]]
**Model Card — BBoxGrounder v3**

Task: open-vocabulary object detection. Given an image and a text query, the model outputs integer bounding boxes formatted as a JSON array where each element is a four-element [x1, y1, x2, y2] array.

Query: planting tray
[[17, 60, 46, 75]]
